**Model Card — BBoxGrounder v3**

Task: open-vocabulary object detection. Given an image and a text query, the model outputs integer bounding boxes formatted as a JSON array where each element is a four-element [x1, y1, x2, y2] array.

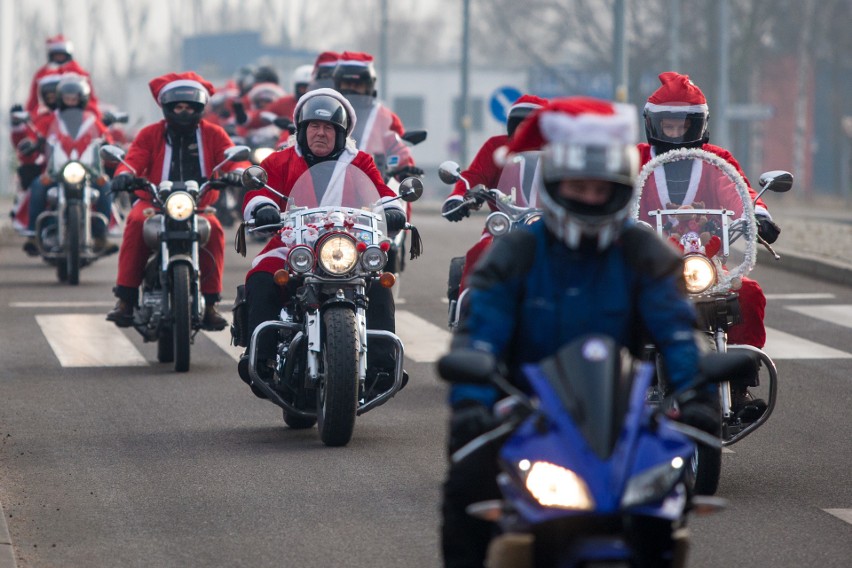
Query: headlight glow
[[485, 212, 511, 236], [317, 235, 359, 275], [252, 147, 274, 164], [287, 245, 315, 273], [621, 458, 686, 509], [683, 254, 716, 294], [62, 162, 86, 185], [524, 213, 542, 226], [524, 461, 595, 510], [165, 192, 195, 221], [360, 245, 387, 271]]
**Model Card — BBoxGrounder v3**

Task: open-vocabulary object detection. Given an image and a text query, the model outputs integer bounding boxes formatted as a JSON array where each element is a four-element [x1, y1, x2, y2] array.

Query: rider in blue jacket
[[441, 96, 713, 568]]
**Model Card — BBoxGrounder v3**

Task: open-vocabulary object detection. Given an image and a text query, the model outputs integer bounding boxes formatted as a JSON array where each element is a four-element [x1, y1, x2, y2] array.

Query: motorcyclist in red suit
[[26, 35, 100, 118], [106, 72, 245, 330], [637, 71, 781, 418], [441, 94, 547, 291], [238, 88, 408, 395]]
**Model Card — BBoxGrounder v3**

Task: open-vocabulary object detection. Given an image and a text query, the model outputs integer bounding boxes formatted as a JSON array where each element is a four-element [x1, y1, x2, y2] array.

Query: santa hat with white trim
[[148, 71, 215, 107], [644, 71, 708, 114], [333, 51, 377, 91], [46, 34, 73, 56], [643, 72, 709, 147], [312, 51, 341, 80], [506, 94, 547, 136]]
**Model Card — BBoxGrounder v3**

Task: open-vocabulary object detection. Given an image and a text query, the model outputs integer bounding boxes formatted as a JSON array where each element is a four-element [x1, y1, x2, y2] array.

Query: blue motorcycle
[[438, 335, 753, 567]]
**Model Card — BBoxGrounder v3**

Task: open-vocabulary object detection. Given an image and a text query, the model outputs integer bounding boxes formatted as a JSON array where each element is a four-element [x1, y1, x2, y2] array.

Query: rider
[[238, 88, 408, 395], [441, 96, 713, 568], [264, 64, 314, 123], [25, 35, 100, 117], [441, 94, 547, 291], [638, 71, 779, 417], [308, 51, 340, 91], [20, 74, 115, 256], [106, 72, 243, 330]]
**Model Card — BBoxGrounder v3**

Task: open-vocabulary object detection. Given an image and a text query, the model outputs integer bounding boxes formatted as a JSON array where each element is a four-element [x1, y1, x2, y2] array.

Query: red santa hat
[[313, 51, 341, 72], [148, 72, 215, 106], [644, 72, 708, 114], [337, 51, 375, 69], [509, 94, 548, 116], [508, 96, 637, 153], [46, 34, 73, 55]]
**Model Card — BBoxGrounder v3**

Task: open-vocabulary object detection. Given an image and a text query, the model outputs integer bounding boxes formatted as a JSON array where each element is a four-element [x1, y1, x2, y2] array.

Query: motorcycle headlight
[[485, 212, 511, 236], [252, 147, 274, 164], [360, 245, 387, 272], [61, 162, 87, 185], [522, 461, 595, 510], [287, 245, 315, 274], [683, 254, 716, 294], [621, 457, 685, 509], [165, 192, 195, 221], [523, 213, 542, 226], [317, 235, 359, 275]]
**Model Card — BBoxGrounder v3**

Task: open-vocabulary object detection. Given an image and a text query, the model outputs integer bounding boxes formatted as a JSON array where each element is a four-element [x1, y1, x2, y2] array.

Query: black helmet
[[160, 84, 208, 130], [56, 75, 91, 110], [234, 65, 257, 96], [506, 94, 547, 137], [332, 52, 377, 97], [38, 75, 62, 110], [254, 65, 279, 85], [643, 72, 709, 151], [294, 90, 353, 158]]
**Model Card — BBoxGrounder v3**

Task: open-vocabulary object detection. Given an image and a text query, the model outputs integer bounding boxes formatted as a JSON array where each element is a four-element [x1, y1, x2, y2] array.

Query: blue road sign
[[489, 86, 523, 123]]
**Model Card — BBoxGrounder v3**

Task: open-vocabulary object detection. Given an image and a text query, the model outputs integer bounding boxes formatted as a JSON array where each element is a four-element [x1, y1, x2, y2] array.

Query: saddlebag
[[231, 284, 249, 347]]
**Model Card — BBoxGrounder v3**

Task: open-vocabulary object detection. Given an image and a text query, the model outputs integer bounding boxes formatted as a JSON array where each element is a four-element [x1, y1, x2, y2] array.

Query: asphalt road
[[0, 208, 850, 567]]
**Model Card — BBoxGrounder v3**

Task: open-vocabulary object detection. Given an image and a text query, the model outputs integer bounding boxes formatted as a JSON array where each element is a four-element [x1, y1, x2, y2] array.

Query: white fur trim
[[251, 246, 290, 269], [380, 195, 404, 212], [293, 88, 357, 136], [644, 102, 708, 114], [538, 103, 637, 146], [244, 196, 277, 223]]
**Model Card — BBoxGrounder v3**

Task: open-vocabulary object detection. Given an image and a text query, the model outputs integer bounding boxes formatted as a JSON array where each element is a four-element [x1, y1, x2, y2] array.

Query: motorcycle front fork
[[712, 329, 734, 420]]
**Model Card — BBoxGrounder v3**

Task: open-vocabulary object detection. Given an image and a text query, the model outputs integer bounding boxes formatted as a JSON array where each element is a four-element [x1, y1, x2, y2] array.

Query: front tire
[[692, 444, 722, 496], [171, 264, 192, 373], [316, 306, 359, 447], [283, 409, 317, 430], [157, 328, 174, 363], [65, 203, 82, 285]]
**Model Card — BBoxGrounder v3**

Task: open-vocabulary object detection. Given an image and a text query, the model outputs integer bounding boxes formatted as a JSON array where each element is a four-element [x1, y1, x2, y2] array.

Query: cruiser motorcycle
[[438, 155, 543, 329], [231, 162, 423, 446], [633, 147, 793, 494], [438, 337, 751, 567], [100, 144, 250, 372]]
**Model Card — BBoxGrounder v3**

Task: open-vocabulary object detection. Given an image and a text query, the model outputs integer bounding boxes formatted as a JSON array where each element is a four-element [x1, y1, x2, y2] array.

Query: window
[[393, 96, 425, 130], [453, 97, 484, 132]]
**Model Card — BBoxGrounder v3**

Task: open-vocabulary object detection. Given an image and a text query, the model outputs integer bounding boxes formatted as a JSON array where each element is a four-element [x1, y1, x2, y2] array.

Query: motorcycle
[[231, 162, 423, 446], [633, 147, 793, 494], [99, 143, 251, 372], [438, 154, 543, 329], [437, 336, 752, 567], [24, 107, 115, 284]]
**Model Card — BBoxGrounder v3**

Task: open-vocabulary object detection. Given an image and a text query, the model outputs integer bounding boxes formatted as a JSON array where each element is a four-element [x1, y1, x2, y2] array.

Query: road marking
[[35, 314, 148, 367], [785, 304, 852, 330], [764, 293, 835, 301], [395, 310, 451, 363], [722, 448, 734, 454], [202, 328, 242, 362], [12, 301, 114, 308], [0, 499, 16, 568], [823, 509, 852, 525], [763, 327, 852, 359]]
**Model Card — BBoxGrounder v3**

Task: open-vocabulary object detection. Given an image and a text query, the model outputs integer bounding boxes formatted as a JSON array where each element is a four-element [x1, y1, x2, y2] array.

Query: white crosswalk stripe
[[763, 327, 852, 359], [35, 314, 147, 367], [394, 310, 451, 363], [823, 509, 852, 525], [785, 304, 852, 330]]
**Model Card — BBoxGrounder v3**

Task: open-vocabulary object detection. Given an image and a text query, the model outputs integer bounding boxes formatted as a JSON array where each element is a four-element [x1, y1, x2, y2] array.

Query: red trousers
[[459, 234, 494, 293], [116, 200, 225, 295]]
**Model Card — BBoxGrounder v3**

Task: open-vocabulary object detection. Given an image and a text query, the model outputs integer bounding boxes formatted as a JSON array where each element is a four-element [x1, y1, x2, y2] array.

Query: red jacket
[[35, 109, 111, 170], [448, 134, 509, 200], [115, 119, 240, 209], [26, 61, 101, 117]]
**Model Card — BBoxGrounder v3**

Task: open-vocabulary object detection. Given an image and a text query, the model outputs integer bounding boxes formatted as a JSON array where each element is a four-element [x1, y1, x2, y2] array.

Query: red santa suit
[[27, 60, 100, 118], [114, 73, 241, 296]]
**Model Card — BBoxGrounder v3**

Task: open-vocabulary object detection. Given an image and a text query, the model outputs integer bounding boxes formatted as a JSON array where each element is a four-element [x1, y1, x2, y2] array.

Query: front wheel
[[691, 444, 722, 496], [171, 264, 192, 372], [316, 306, 359, 447], [65, 203, 82, 285]]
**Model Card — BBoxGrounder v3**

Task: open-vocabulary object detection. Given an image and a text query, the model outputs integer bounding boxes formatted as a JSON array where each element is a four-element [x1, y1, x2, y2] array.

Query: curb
[[757, 247, 852, 288], [0, 500, 16, 568]]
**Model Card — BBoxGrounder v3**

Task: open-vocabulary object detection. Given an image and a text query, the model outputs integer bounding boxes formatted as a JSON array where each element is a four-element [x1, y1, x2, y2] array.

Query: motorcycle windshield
[[284, 161, 388, 242], [496, 151, 543, 209], [343, 94, 399, 167], [632, 148, 756, 294]]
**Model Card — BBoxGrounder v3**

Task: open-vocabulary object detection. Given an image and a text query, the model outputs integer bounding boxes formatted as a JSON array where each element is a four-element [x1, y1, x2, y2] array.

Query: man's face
[[557, 179, 613, 206], [306, 121, 336, 156], [172, 102, 198, 116], [48, 51, 71, 65], [338, 79, 370, 95], [660, 117, 691, 139], [61, 93, 80, 108]]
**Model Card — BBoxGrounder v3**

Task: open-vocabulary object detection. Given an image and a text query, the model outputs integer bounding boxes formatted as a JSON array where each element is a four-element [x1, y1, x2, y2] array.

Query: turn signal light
[[273, 269, 290, 286], [379, 272, 396, 288]]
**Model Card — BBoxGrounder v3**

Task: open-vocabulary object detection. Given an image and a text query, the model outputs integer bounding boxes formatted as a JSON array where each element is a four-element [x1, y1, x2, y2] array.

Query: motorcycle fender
[[305, 310, 321, 382]]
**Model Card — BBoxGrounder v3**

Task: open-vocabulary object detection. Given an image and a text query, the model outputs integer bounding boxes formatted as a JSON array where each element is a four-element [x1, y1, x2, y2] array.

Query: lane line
[[35, 314, 148, 367], [764, 293, 835, 301], [823, 509, 852, 525], [763, 326, 852, 360], [11, 301, 114, 308], [0, 499, 17, 568], [785, 304, 852, 330], [201, 328, 242, 363], [394, 310, 452, 363]]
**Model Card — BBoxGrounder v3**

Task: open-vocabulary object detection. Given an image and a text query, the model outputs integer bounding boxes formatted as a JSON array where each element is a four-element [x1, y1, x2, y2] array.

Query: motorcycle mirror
[[401, 130, 427, 146], [758, 170, 794, 193], [242, 165, 268, 190], [113, 111, 130, 124], [436, 349, 496, 384], [438, 161, 462, 185], [99, 144, 126, 162], [225, 145, 251, 162], [398, 177, 424, 202]]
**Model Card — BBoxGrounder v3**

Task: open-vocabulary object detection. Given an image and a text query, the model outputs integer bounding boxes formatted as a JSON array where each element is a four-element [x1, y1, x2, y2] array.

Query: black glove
[[756, 215, 781, 244], [9, 104, 25, 126], [393, 165, 424, 180], [220, 171, 243, 186], [102, 111, 116, 126], [110, 174, 133, 193], [442, 197, 470, 222], [448, 400, 495, 454], [385, 207, 407, 231], [16, 138, 39, 156], [676, 390, 721, 437], [232, 100, 248, 125], [9, 104, 22, 113], [253, 204, 280, 227]]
